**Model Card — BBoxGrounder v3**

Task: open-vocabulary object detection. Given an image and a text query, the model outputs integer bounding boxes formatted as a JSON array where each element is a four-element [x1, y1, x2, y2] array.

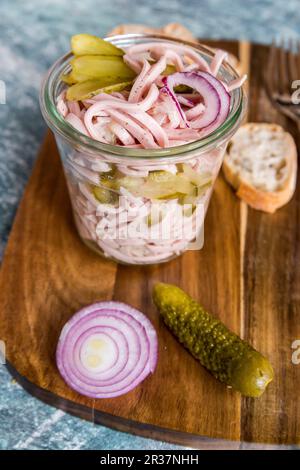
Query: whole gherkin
[[153, 283, 274, 397]]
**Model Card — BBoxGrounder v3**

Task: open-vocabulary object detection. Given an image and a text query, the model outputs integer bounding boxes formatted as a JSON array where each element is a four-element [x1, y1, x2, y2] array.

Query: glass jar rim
[[40, 33, 247, 161]]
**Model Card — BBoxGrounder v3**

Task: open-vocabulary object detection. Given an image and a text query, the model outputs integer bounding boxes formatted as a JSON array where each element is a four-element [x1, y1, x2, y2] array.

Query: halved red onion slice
[[162, 72, 230, 133], [56, 302, 158, 398], [194, 71, 230, 134]]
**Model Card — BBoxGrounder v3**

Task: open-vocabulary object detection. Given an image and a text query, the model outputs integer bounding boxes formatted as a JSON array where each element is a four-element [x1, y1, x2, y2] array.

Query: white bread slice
[[223, 123, 298, 213]]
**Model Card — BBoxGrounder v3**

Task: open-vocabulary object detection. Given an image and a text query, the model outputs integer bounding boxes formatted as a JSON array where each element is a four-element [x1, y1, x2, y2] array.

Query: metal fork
[[264, 39, 300, 131]]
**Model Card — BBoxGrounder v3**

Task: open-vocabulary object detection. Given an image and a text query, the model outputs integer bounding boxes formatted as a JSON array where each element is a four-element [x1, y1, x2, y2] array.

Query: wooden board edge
[[6, 361, 295, 449], [2, 40, 298, 449]]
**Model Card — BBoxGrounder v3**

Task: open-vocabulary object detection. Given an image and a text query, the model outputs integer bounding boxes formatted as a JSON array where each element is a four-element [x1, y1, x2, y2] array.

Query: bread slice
[[223, 123, 297, 213]]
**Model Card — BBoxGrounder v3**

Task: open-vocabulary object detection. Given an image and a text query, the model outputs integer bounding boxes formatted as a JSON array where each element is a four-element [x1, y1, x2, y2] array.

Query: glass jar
[[40, 34, 246, 265]]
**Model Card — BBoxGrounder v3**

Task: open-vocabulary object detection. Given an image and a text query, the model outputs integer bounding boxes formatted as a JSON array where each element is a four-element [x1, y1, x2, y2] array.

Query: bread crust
[[223, 123, 298, 213]]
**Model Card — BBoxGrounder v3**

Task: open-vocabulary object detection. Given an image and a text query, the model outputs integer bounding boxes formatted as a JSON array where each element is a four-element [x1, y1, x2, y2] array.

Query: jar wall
[[42, 34, 246, 265], [56, 133, 227, 265]]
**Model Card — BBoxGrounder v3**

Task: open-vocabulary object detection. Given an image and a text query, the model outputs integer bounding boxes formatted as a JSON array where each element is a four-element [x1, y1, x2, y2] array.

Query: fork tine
[[287, 38, 298, 85], [265, 39, 277, 98], [265, 38, 300, 127], [278, 39, 289, 95], [297, 40, 300, 80]]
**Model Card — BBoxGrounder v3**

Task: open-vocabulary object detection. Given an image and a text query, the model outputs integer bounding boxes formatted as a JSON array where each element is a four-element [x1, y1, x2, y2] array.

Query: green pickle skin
[[153, 283, 274, 397]]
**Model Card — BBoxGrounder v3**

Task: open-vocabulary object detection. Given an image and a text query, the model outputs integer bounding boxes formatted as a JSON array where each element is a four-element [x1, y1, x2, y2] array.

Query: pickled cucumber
[[182, 164, 212, 187], [146, 171, 186, 199], [92, 186, 113, 204], [163, 64, 176, 76], [145, 171, 211, 201], [145, 172, 194, 200], [153, 283, 274, 397], [118, 172, 190, 200], [147, 170, 176, 183], [92, 178, 118, 204], [71, 55, 136, 80], [62, 69, 98, 85], [61, 72, 77, 85], [116, 170, 211, 201], [116, 175, 141, 194], [71, 34, 124, 57], [66, 78, 133, 101]]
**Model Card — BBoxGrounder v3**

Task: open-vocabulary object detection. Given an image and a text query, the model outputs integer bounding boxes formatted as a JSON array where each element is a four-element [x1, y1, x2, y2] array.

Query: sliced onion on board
[[162, 72, 230, 134], [56, 302, 158, 398]]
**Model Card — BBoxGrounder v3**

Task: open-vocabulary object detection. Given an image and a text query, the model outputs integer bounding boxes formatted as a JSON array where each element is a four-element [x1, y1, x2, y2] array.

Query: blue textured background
[[0, 0, 300, 450]]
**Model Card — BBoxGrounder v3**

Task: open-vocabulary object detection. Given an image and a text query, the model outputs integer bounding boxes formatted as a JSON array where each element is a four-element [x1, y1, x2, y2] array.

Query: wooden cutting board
[[0, 40, 300, 449]]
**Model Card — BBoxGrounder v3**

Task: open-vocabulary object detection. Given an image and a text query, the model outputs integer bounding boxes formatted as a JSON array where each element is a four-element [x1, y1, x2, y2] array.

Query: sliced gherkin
[[147, 205, 166, 226], [144, 172, 194, 200], [163, 64, 176, 75], [117, 176, 143, 194], [71, 55, 136, 80], [99, 167, 117, 182], [147, 170, 176, 183], [179, 194, 199, 209], [71, 34, 124, 56], [61, 72, 77, 85], [156, 191, 187, 200], [92, 185, 117, 204], [66, 78, 132, 101], [61, 69, 95, 85], [182, 164, 212, 188], [92, 186, 111, 203], [153, 283, 274, 398], [118, 171, 196, 201], [174, 85, 193, 93]]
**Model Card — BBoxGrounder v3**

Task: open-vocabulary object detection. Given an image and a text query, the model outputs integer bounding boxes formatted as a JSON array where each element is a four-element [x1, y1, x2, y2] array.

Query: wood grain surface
[[0, 40, 299, 448]]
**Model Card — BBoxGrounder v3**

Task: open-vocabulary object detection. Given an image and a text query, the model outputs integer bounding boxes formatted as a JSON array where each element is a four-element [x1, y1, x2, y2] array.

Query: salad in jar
[[41, 33, 246, 265]]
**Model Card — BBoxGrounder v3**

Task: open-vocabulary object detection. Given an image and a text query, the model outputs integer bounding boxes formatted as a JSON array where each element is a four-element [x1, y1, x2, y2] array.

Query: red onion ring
[[72, 324, 129, 382], [162, 72, 230, 133], [195, 71, 230, 133], [56, 302, 158, 398]]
